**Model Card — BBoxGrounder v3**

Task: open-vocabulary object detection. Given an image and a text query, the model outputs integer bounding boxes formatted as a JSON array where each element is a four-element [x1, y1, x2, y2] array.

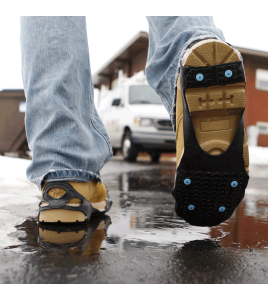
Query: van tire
[[122, 130, 138, 162], [150, 151, 161, 162]]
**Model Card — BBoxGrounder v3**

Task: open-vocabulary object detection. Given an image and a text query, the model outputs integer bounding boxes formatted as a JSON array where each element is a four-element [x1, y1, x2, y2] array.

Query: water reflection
[[170, 240, 242, 284], [105, 168, 268, 250], [9, 165, 268, 254], [211, 197, 268, 249], [3, 163, 268, 283], [10, 216, 111, 257], [38, 216, 111, 256], [102, 170, 212, 250]]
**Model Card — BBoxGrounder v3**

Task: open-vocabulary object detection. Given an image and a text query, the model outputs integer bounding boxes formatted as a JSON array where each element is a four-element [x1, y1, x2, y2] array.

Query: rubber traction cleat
[[172, 40, 249, 227]]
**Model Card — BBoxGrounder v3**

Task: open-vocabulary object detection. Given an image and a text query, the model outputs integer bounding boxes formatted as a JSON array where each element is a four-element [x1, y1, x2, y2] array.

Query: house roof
[[92, 31, 268, 88], [92, 31, 149, 88], [235, 46, 268, 59]]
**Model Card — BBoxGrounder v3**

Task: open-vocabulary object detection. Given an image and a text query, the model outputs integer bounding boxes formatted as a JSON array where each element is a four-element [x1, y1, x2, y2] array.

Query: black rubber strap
[[39, 181, 92, 218], [181, 61, 246, 90]]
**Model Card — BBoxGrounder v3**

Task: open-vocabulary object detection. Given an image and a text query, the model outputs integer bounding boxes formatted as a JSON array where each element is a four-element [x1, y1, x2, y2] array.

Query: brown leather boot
[[39, 181, 112, 223]]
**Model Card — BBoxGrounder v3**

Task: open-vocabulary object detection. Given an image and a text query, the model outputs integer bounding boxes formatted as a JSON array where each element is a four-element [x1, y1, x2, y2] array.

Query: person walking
[[20, 16, 249, 226]]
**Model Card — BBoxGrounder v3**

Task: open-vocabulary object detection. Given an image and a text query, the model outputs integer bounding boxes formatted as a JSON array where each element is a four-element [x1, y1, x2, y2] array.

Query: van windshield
[[129, 85, 163, 105]]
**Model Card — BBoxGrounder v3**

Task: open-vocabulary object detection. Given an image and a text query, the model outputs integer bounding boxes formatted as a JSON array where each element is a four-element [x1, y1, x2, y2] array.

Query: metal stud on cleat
[[225, 70, 232, 78], [184, 179, 191, 185], [196, 73, 204, 81], [231, 181, 238, 187]]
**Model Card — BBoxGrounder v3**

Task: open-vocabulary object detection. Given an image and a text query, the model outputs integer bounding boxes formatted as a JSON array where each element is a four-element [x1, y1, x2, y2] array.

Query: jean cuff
[[34, 169, 102, 190]]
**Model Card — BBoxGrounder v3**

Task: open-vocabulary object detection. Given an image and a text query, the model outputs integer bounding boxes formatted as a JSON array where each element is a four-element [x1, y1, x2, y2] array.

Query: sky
[[1, 6, 268, 92]]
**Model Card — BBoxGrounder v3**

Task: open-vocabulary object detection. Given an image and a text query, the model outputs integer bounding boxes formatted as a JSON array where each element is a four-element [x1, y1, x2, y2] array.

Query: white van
[[98, 70, 176, 162]]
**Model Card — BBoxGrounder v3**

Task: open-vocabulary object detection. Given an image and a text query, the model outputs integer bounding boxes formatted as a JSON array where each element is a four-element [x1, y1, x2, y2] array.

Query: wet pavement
[[1, 156, 268, 283]]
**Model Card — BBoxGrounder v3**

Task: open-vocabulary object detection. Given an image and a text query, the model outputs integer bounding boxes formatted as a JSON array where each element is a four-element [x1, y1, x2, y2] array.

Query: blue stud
[[225, 70, 232, 78], [184, 179, 191, 185], [196, 73, 204, 81], [188, 205, 195, 211], [219, 206, 225, 212], [231, 181, 238, 187]]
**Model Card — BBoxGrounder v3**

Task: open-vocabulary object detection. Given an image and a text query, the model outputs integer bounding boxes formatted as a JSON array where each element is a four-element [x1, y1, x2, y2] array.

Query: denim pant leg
[[20, 17, 113, 190], [145, 16, 225, 130]]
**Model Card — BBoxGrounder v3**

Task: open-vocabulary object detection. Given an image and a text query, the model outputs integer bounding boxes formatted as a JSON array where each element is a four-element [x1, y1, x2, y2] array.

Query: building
[[93, 31, 149, 91], [0, 89, 28, 156], [93, 31, 268, 146]]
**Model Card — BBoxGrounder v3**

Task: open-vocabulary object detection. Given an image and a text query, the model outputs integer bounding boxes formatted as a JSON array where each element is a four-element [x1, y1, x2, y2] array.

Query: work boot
[[39, 181, 112, 223], [172, 39, 249, 227]]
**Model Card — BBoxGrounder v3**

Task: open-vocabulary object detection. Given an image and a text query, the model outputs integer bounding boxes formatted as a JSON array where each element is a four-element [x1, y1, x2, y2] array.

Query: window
[[257, 121, 268, 135], [256, 69, 268, 91], [129, 85, 163, 105]]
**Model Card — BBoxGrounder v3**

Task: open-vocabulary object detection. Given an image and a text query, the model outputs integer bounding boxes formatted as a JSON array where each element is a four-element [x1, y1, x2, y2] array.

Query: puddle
[[2, 163, 268, 283], [5, 165, 268, 254]]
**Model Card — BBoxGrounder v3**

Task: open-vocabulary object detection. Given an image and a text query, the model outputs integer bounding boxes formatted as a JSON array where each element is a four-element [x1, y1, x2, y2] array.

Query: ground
[[0, 150, 268, 284]]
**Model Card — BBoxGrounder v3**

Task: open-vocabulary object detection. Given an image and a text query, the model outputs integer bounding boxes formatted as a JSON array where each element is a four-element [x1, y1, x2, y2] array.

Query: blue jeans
[[20, 16, 225, 190]]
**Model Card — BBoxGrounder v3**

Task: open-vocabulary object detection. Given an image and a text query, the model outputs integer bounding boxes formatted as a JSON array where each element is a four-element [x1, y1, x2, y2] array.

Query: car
[[98, 70, 176, 162]]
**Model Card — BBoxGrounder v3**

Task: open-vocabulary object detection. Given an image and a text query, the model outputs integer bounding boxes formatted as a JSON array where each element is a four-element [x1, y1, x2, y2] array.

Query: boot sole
[[172, 39, 249, 227], [183, 39, 249, 170]]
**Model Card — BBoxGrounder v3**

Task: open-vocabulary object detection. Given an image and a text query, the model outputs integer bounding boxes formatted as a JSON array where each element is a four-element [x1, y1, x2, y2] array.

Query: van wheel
[[122, 130, 138, 162], [150, 152, 161, 162]]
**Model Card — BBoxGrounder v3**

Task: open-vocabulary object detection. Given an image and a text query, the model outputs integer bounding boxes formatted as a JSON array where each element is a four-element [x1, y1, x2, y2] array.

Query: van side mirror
[[112, 98, 121, 106]]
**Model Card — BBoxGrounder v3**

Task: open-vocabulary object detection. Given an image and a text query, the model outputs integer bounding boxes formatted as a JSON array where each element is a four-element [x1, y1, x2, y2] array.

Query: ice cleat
[[172, 39, 249, 227], [38, 215, 111, 255], [39, 181, 112, 223]]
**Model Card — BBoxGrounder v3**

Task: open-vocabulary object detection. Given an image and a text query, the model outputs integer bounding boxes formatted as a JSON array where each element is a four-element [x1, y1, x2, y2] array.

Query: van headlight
[[134, 117, 153, 127]]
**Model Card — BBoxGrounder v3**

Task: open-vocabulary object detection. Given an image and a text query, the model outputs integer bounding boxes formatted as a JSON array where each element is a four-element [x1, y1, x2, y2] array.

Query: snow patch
[[0, 210, 25, 249], [249, 146, 268, 165], [0, 156, 31, 187]]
